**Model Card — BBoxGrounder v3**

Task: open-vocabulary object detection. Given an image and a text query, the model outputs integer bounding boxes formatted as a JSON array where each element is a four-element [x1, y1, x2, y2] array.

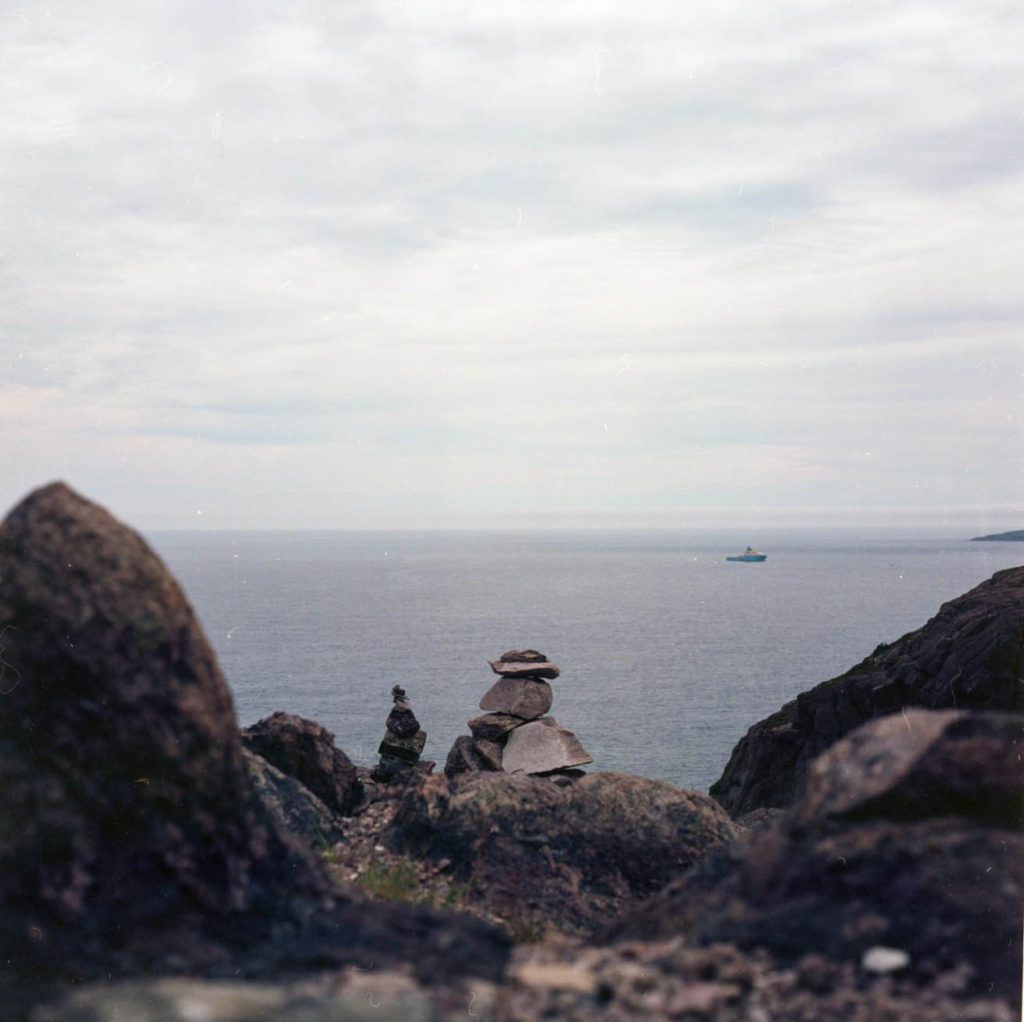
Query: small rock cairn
[[372, 684, 428, 782], [445, 649, 593, 779]]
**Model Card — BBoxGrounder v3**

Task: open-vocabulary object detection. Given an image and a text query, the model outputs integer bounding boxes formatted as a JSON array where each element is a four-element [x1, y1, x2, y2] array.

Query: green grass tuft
[[357, 856, 420, 901], [315, 831, 343, 864], [357, 855, 470, 911]]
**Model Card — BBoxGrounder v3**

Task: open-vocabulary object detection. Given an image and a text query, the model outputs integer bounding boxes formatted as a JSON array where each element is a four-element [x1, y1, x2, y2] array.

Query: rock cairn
[[445, 649, 593, 779], [372, 685, 429, 782]]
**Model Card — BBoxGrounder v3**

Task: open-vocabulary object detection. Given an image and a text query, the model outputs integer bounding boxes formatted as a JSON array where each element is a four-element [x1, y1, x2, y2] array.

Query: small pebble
[[861, 946, 910, 974]]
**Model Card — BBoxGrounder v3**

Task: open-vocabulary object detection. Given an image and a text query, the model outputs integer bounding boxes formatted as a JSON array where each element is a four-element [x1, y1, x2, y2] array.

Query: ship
[[726, 546, 767, 562]]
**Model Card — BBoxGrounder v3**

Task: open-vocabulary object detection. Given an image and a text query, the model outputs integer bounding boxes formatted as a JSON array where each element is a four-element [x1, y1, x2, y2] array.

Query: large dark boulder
[[0, 483, 511, 1007], [795, 708, 1024, 826], [242, 711, 362, 816], [387, 770, 737, 936], [0, 482, 325, 977], [711, 566, 1024, 816], [610, 709, 1024, 1005]]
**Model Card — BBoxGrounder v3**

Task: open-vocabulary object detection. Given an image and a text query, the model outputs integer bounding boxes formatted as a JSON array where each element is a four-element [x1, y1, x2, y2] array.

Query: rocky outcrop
[[610, 709, 1024, 1005], [387, 770, 737, 936], [0, 482, 511, 1010], [242, 710, 362, 815], [711, 566, 1024, 816]]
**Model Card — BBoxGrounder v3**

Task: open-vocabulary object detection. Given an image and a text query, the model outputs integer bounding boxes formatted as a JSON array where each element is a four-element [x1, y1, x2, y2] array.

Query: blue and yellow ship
[[726, 546, 767, 562]]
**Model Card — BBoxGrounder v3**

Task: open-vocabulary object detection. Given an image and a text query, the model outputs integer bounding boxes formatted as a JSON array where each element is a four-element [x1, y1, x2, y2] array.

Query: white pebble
[[861, 946, 910, 973]]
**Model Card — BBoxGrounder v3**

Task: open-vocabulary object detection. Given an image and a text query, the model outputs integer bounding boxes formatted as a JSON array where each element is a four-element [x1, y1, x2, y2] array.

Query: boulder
[[387, 771, 738, 936], [0, 483, 512, 1005], [479, 676, 553, 719], [502, 718, 593, 774], [609, 709, 1024, 1004], [242, 747, 343, 847], [0, 482, 326, 974], [242, 711, 362, 816], [711, 566, 1024, 816], [796, 708, 1024, 825]]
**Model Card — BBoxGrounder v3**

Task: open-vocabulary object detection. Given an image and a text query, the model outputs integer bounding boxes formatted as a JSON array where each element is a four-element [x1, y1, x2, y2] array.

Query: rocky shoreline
[[0, 482, 1021, 1021]]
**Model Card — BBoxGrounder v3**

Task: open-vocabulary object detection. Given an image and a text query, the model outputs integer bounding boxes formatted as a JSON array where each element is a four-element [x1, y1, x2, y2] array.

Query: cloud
[[1, 0, 1022, 526]]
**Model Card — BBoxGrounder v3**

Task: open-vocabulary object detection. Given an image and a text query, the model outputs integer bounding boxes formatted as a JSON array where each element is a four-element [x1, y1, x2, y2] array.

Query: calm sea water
[[147, 528, 1022, 794]]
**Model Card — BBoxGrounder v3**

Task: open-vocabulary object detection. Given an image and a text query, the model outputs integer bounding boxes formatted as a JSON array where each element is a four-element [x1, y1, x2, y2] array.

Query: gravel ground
[[35, 937, 1017, 1021], [498, 938, 1018, 1022]]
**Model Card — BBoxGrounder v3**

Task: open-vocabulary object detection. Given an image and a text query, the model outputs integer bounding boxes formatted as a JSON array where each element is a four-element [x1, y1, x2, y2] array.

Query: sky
[[2, 0, 1022, 531]]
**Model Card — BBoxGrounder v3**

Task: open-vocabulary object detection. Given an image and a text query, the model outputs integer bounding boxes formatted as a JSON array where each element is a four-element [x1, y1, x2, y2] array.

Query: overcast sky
[[2, 0, 1022, 530]]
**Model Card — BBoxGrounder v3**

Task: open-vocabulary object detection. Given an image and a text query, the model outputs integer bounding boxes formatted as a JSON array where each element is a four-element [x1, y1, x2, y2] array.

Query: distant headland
[[971, 529, 1024, 542]]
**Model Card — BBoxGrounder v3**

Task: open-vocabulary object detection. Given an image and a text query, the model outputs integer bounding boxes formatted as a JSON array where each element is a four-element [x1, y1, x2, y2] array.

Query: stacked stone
[[445, 649, 593, 779], [372, 684, 428, 782]]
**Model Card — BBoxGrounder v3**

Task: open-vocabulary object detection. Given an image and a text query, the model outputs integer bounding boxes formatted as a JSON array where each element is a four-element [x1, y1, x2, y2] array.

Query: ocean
[[148, 528, 1022, 794]]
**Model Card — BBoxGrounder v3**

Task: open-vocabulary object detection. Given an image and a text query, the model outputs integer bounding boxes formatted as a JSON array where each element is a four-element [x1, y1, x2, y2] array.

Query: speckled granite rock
[[711, 566, 1024, 816], [796, 708, 1024, 825], [242, 747, 343, 847], [0, 482, 327, 977], [388, 770, 737, 936]]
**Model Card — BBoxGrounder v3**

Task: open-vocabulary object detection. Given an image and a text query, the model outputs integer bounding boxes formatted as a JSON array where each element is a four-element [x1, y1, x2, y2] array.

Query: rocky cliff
[[710, 565, 1024, 816]]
